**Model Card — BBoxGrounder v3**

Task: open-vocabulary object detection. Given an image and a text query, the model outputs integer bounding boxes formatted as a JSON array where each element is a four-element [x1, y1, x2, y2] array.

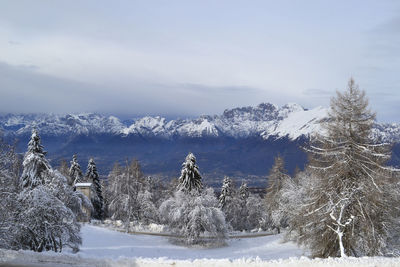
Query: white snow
[[78, 225, 303, 260], [1, 103, 398, 141], [267, 106, 327, 139], [75, 182, 92, 187], [1, 225, 400, 266]]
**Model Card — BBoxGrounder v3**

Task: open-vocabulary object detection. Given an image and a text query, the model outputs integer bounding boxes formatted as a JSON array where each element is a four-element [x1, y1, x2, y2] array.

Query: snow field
[[1, 225, 400, 267]]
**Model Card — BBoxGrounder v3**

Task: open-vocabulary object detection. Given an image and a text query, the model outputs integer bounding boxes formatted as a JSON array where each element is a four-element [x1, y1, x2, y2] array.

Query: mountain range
[[1, 103, 399, 188]]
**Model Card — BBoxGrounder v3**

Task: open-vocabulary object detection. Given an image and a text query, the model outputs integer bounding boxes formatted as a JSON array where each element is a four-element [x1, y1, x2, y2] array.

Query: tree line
[[0, 78, 399, 257]]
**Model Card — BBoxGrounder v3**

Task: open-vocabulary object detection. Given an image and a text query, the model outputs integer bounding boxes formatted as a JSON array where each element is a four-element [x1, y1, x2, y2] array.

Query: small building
[[75, 182, 92, 222]]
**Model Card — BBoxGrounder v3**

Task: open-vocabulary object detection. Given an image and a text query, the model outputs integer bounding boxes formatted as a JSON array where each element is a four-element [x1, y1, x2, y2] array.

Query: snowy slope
[[0, 102, 399, 141], [1, 225, 400, 267]]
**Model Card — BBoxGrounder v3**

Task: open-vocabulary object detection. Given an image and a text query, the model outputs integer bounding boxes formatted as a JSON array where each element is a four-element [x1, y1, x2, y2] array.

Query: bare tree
[[108, 160, 158, 231], [265, 155, 290, 233]]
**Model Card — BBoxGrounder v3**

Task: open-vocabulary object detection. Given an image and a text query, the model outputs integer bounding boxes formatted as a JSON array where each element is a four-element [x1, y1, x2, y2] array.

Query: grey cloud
[[0, 62, 277, 117]]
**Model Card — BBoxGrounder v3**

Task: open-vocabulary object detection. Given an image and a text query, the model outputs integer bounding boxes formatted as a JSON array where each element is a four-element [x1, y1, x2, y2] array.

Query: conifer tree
[[178, 152, 202, 192], [86, 158, 104, 220], [219, 176, 234, 208], [69, 154, 83, 186], [239, 181, 249, 200], [291, 78, 399, 257], [16, 130, 82, 252], [218, 177, 244, 230], [20, 129, 50, 188]]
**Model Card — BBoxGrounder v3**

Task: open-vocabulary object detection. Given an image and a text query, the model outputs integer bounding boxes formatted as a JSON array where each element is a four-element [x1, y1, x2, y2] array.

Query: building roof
[[75, 182, 92, 187]]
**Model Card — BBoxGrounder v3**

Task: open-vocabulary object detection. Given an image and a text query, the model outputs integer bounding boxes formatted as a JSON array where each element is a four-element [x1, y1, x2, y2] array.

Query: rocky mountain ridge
[[0, 102, 399, 142]]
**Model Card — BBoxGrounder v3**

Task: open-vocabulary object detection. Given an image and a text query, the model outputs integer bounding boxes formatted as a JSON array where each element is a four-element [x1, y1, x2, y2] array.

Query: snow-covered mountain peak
[[0, 102, 398, 142]]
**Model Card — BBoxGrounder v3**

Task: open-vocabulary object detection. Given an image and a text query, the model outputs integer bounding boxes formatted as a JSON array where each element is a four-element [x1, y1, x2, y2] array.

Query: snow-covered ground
[[79, 224, 303, 260], [1, 225, 400, 267]]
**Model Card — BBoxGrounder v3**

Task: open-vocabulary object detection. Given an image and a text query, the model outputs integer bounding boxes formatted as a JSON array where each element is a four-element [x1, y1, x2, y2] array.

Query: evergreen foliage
[[86, 158, 104, 220], [239, 181, 249, 200], [69, 154, 83, 186], [20, 129, 50, 188], [2, 130, 84, 252], [178, 152, 202, 192]]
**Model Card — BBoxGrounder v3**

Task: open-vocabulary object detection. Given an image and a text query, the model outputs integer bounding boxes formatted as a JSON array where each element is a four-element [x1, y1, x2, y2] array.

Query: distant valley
[[1, 102, 399, 188]]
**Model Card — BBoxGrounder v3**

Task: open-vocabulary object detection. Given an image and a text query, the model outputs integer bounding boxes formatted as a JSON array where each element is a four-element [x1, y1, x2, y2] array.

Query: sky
[[0, 1, 399, 122]]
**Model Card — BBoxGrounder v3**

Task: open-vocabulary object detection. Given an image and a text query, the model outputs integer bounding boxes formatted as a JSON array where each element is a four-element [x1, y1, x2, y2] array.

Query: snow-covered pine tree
[[160, 153, 227, 245], [218, 177, 243, 230], [86, 158, 104, 220], [219, 176, 234, 208], [239, 181, 249, 200], [265, 155, 290, 233], [291, 78, 400, 257], [20, 129, 50, 188], [178, 152, 202, 192], [15, 129, 82, 252], [69, 154, 83, 186]]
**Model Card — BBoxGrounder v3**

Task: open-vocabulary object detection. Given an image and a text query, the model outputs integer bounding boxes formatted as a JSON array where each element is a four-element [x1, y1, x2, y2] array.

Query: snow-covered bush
[[107, 160, 159, 230], [13, 185, 81, 252], [48, 169, 93, 222], [160, 188, 228, 246], [8, 130, 84, 252]]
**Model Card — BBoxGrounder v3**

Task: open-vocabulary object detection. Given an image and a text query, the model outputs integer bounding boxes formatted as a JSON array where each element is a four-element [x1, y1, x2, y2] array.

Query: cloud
[[0, 61, 281, 117], [302, 88, 333, 96], [0, 1, 399, 122]]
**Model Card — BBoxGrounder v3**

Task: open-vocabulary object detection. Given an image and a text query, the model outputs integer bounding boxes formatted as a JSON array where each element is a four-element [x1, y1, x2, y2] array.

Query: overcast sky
[[0, 1, 399, 122]]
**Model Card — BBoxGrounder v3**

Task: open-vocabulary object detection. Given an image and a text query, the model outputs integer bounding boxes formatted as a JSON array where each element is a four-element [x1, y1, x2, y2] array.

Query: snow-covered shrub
[[10, 130, 83, 252], [48, 169, 93, 222], [159, 188, 228, 246], [13, 185, 81, 252], [107, 160, 159, 230]]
